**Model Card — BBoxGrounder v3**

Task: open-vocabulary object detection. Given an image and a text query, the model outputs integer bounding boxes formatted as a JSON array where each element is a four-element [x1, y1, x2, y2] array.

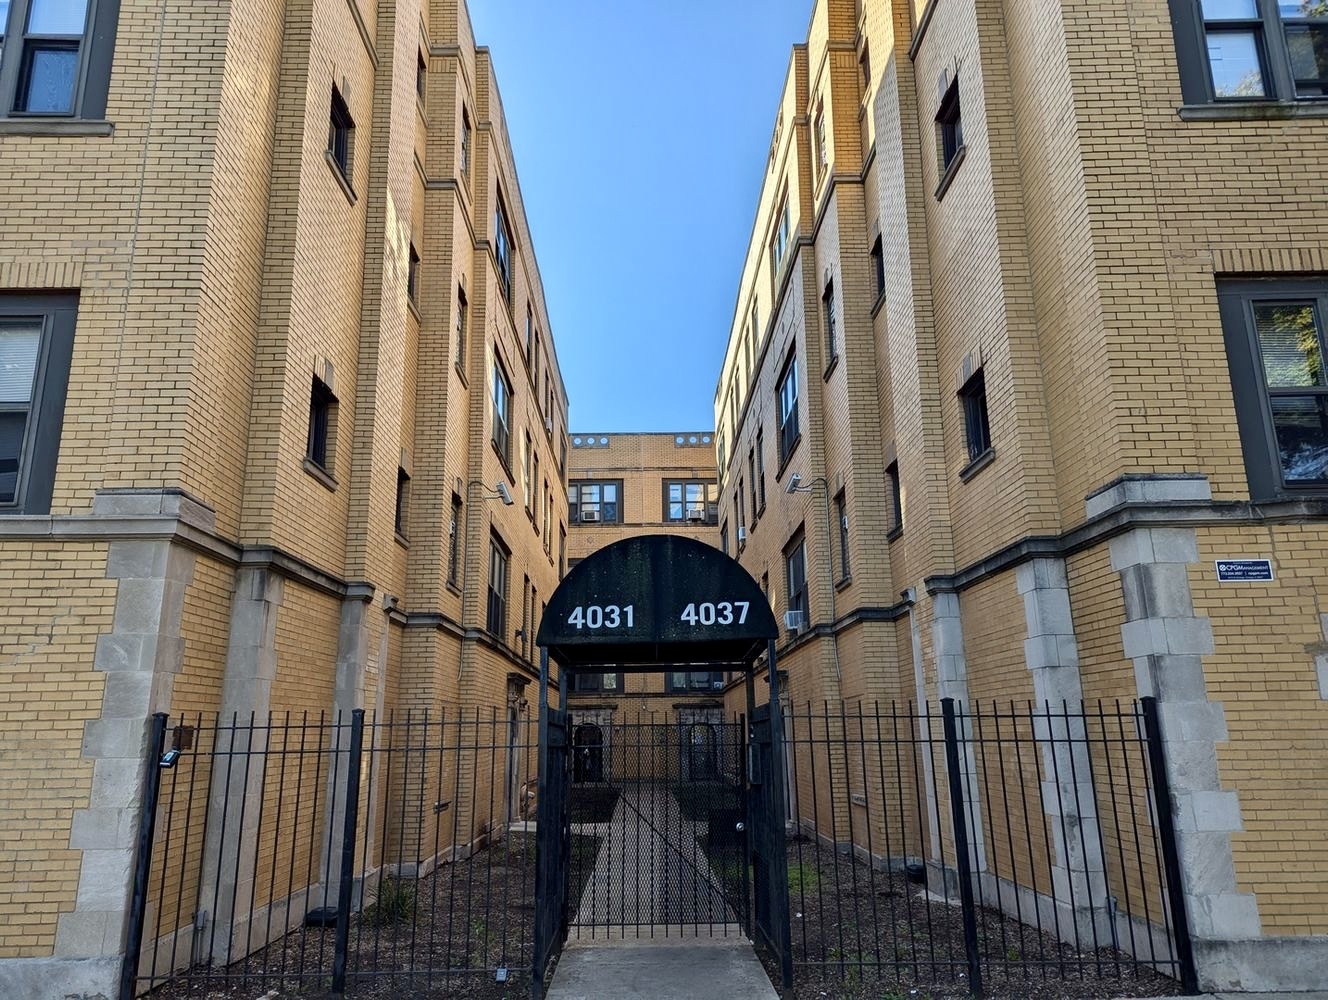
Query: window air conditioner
[[737, 526, 748, 542], [580, 510, 601, 523], [545, 417, 553, 434], [686, 505, 706, 522], [784, 610, 806, 632]]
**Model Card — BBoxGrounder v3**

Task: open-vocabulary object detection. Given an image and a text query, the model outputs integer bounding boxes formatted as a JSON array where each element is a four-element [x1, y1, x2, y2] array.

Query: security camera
[[785, 473, 802, 494], [496, 482, 514, 505]]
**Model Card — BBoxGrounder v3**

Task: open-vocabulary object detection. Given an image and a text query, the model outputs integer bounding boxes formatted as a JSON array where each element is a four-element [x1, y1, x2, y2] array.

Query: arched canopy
[[536, 534, 778, 671]]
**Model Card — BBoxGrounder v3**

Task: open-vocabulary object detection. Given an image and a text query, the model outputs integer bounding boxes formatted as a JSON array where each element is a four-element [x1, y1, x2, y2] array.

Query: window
[[416, 50, 427, 103], [328, 84, 354, 183], [770, 196, 792, 284], [735, 482, 746, 540], [542, 480, 551, 550], [870, 236, 885, 302], [559, 524, 567, 578], [835, 490, 850, 581], [521, 432, 532, 510], [534, 330, 542, 395], [823, 280, 837, 361], [525, 304, 534, 361], [0, 294, 75, 515], [486, 534, 510, 638], [455, 287, 467, 367], [447, 495, 462, 585], [936, 77, 964, 174], [569, 480, 621, 523], [495, 195, 513, 306], [721, 521, 729, 555], [521, 575, 530, 658], [491, 355, 512, 464], [534, 454, 542, 524], [886, 461, 903, 538], [1, 0, 118, 119], [814, 105, 828, 179], [756, 429, 767, 510], [394, 467, 410, 538], [959, 369, 992, 465], [664, 480, 718, 523], [1218, 280, 1328, 499], [306, 375, 337, 473], [777, 352, 800, 464], [460, 106, 472, 178], [666, 672, 725, 693], [785, 532, 808, 628], [751, 301, 760, 343], [1174, 0, 1328, 102], [859, 43, 871, 89], [747, 449, 758, 522], [407, 244, 420, 305], [570, 672, 623, 694]]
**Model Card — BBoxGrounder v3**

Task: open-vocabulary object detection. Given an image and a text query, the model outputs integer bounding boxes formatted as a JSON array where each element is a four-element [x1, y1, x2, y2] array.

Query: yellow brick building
[[713, 0, 1328, 990], [0, 0, 567, 994], [562, 432, 730, 751]]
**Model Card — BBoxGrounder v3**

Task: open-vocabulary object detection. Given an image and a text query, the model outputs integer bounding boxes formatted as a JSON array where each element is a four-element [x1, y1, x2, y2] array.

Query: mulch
[[779, 836, 1182, 1000], [143, 832, 598, 1000]]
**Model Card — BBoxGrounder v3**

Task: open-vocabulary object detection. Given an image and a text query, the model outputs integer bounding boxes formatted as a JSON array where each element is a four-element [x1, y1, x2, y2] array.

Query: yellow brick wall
[[0, 541, 114, 957]]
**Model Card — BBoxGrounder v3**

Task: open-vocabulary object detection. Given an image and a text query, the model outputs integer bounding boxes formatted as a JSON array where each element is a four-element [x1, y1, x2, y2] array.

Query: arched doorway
[[531, 534, 791, 1000], [572, 722, 604, 783]]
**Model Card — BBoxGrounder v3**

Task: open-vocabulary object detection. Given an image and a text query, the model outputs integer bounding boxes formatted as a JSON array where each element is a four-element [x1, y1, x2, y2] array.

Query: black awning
[[535, 534, 778, 670]]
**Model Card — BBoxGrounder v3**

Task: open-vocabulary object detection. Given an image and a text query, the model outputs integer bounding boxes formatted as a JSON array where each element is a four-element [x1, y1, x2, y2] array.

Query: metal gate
[[564, 720, 749, 934], [749, 701, 794, 994], [532, 704, 570, 995]]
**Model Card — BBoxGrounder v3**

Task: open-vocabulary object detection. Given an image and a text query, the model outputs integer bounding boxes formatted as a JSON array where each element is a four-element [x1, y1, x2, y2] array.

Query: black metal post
[[119, 712, 169, 1000], [330, 709, 365, 995], [1140, 697, 1201, 995], [941, 698, 983, 997], [766, 640, 794, 999]]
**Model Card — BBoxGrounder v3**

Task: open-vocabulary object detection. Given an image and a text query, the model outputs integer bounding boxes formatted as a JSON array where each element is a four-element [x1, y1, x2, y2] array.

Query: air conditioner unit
[[712, 680, 725, 690], [545, 416, 553, 434], [580, 510, 601, 523], [686, 505, 706, 522], [737, 526, 748, 543], [784, 610, 806, 632]]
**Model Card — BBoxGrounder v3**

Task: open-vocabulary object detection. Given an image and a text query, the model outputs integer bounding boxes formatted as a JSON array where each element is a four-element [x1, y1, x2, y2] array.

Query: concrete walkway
[[571, 785, 737, 928], [547, 929, 779, 1000]]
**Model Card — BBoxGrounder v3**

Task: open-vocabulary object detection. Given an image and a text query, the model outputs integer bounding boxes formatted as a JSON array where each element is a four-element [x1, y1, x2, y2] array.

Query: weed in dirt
[[360, 878, 417, 927], [788, 860, 821, 894]]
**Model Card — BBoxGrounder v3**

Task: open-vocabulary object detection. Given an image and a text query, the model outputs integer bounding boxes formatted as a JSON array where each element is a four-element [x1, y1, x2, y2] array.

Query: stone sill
[[959, 447, 995, 483], [303, 458, 338, 492], [1178, 101, 1328, 121], [0, 119, 114, 136]]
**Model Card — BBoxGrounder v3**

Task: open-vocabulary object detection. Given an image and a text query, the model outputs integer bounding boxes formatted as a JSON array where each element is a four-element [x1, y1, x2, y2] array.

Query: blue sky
[[468, 0, 811, 433]]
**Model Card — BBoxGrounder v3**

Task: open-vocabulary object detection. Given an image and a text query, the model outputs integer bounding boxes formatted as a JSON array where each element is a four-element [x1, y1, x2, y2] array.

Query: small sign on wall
[[1215, 559, 1274, 583]]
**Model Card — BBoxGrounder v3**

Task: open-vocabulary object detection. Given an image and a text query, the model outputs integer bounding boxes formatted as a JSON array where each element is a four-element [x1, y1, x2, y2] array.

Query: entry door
[[533, 706, 570, 998], [748, 703, 793, 994]]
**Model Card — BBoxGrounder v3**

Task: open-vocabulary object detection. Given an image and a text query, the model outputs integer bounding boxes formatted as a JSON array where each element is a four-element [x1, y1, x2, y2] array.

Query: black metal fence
[[778, 698, 1195, 998], [123, 698, 1195, 999], [125, 707, 548, 999]]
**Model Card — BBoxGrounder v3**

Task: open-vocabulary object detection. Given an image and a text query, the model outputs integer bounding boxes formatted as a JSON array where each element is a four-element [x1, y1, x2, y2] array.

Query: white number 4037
[[680, 602, 748, 626], [566, 605, 633, 630]]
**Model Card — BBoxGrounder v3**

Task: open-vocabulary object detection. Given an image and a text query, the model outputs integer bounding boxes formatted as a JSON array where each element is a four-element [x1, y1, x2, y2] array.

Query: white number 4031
[[566, 605, 633, 630], [680, 602, 749, 626]]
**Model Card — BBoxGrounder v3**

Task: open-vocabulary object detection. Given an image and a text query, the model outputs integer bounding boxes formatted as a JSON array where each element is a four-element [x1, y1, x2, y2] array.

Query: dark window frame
[[394, 466, 410, 539], [959, 368, 993, 468], [1218, 278, 1328, 500], [328, 84, 354, 184], [666, 671, 726, 694], [936, 77, 964, 174], [835, 489, 850, 582], [784, 530, 808, 630], [447, 495, 462, 585], [663, 478, 718, 524], [870, 236, 886, 303], [0, 0, 121, 120], [416, 49, 427, 104], [459, 105, 472, 179], [570, 671, 625, 694], [455, 286, 468, 368], [306, 375, 337, 473], [886, 461, 903, 539], [569, 478, 623, 524], [1169, 0, 1328, 104], [823, 278, 838, 363], [756, 429, 767, 511], [407, 243, 421, 305], [486, 532, 510, 639], [491, 353, 512, 465], [494, 192, 514, 308], [0, 293, 76, 515], [747, 448, 758, 525], [777, 350, 801, 466]]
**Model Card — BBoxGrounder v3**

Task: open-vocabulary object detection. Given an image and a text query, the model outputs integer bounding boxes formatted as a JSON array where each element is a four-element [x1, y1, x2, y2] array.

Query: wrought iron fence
[[777, 698, 1194, 998], [122, 697, 1196, 999]]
